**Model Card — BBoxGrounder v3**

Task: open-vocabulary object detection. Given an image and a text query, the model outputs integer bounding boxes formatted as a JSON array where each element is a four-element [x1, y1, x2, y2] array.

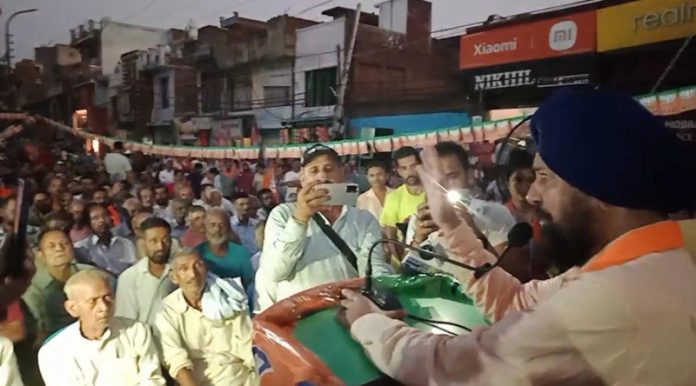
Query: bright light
[[91, 139, 100, 153], [446, 190, 462, 204]]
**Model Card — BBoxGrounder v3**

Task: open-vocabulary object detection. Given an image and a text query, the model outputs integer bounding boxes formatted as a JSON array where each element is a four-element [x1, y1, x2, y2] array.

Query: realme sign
[[598, 0, 696, 51]]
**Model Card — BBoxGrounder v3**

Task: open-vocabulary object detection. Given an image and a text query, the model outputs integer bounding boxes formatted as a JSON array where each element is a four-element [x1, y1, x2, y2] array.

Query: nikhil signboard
[[466, 55, 596, 93]]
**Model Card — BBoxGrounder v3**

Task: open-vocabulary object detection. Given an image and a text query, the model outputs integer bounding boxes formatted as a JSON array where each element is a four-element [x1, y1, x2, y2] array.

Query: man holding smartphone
[[256, 145, 392, 311]]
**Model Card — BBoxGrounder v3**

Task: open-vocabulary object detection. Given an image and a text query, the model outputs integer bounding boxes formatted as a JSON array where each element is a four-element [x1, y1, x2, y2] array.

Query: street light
[[4, 8, 38, 66]]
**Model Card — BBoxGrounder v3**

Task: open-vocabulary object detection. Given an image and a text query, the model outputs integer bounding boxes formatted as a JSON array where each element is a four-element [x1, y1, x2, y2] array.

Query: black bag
[[312, 213, 358, 270]]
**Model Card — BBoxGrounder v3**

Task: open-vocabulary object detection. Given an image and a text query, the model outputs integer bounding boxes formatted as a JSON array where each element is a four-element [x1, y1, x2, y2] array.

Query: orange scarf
[[582, 221, 684, 272]]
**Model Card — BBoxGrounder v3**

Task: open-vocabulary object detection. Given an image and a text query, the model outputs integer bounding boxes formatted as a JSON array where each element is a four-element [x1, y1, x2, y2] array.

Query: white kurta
[[38, 318, 165, 386], [351, 220, 696, 385], [153, 289, 257, 386]]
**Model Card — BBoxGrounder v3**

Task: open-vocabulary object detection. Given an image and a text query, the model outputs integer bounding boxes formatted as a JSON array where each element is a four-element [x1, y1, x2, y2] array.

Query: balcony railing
[[70, 19, 101, 43]]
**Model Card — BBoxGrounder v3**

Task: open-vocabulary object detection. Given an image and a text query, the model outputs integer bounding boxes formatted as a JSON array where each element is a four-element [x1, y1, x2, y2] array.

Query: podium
[[253, 274, 489, 386]]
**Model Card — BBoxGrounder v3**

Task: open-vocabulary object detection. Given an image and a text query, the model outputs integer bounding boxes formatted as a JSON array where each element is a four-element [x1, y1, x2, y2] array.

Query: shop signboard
[[460, 11, 596, 70], [465, 55, 596, 93], [190, 117, 213, 132], [214, 118, 243, 146], [598, 0, 696, 52], [664, 109, 696, 141]]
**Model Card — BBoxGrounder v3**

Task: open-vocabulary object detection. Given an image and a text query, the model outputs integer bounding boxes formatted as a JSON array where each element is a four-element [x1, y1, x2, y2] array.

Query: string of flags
[[1, 85, 695, 160]]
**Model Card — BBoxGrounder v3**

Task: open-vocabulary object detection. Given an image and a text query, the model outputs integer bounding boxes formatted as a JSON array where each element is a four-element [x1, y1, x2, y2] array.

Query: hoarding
[[598, 0, 696, 52], [460, 11, 596, 69]]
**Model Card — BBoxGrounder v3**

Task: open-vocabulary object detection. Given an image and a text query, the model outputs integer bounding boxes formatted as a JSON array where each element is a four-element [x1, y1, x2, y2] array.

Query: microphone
[[473, 222, 533, 279], [362, 223, 533, 310]]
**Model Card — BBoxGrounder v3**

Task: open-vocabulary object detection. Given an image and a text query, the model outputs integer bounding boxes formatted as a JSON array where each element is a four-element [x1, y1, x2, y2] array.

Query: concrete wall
[[296, 18, 345, 73], [34, 45, 82, 87], [174, 67, 198, 115], [377, 0, 408, 34], [100, 19, 167, 76], [251, 60, 293, 108], [346, 0, 462, 117], [56, 45, 82, 66], [294, 18, 346, 120], [152, 68, 175, 123]]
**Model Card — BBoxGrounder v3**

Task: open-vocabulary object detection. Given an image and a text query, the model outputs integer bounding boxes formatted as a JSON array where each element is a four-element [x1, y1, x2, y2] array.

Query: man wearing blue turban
[[341, 88, 696, 385]]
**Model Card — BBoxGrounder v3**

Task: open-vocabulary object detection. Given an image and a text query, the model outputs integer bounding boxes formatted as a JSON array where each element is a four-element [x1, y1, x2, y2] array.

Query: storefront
[[463, 54, 598, 109], [597, 0, 696, 94], [72, 82, 109, 135], [459, 9, 598, 110]]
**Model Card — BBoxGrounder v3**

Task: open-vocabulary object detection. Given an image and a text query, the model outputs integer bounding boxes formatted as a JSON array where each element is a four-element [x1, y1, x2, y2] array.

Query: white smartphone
[[315, 183, 359, 206]]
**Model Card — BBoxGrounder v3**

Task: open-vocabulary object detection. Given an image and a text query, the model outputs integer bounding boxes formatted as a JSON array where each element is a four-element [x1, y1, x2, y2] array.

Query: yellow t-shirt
[[379, 184, 426, 228]]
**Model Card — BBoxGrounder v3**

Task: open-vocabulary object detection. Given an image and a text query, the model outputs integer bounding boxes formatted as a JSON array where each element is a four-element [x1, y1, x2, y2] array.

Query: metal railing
[[70, 19, 101, 43]]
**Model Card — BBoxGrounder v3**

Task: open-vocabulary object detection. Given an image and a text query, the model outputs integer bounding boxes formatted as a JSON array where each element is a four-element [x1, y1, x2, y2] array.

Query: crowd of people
[[0, 88, 695, 386], [0, 115, 549, 385]]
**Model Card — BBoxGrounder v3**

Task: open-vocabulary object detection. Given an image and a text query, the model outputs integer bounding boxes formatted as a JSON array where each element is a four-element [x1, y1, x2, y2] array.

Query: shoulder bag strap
[[312, 213, 358, 271]]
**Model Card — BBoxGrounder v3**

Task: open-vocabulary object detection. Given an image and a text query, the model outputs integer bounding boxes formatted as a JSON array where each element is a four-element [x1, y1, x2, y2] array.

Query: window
[[111, 96, 119, 121], [160, 77, 170, 109], [201, 72, 222, 113], [263, 86, 291, 107], [231, 77, 252, 111], [305, 67, 337, 107]]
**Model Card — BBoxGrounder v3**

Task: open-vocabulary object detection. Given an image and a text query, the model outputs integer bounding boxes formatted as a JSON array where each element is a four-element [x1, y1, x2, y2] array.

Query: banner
[[2, 84, 695, 159], [598, 0, 696, 52], [460, 11, 596, 70], [464, 54, 596, 92]]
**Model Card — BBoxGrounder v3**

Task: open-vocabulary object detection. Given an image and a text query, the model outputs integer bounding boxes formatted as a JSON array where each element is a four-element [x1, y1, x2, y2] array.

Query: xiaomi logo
[[549, 20, 578, 51]]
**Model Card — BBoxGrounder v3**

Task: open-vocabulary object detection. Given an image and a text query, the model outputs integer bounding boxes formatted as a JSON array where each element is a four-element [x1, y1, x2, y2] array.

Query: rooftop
[[220, 12, 267, 30], [322, 6, 379, 26], [466, 0, 637, 34]]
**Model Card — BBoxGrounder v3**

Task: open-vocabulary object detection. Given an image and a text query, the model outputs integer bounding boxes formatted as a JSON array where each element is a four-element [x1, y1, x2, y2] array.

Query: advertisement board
[[214, 118, 243, 146], [463, 55, 597, 93], [460, 11, 596, 70], [664, 109, 696, 141], [598, 0, 696, 52]]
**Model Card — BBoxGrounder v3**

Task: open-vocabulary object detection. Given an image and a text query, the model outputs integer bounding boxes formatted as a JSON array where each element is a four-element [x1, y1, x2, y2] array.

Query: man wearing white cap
[[258, 145, 393, 310]]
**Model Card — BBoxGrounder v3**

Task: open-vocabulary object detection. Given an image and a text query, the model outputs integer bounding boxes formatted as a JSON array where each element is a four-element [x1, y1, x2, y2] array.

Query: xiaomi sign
[[598, 0, 696, 51], [460, 11, 596, 70]]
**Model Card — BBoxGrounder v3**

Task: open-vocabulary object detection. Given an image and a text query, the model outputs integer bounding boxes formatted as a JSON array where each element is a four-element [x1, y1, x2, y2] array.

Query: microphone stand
[[363, 222, 533, 309]]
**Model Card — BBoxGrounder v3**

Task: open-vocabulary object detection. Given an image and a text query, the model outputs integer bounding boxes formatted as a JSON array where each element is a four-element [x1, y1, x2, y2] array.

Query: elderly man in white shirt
[[115, 217, 177, 326], [257, 145, 393, 311], [154, 249, 257, 386], [39, 269, 165, 386], [194, 185, 235, 216]]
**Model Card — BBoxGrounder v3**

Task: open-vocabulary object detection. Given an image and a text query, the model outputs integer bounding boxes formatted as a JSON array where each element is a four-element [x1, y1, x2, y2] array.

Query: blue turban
[[531, 88, 696, 213]]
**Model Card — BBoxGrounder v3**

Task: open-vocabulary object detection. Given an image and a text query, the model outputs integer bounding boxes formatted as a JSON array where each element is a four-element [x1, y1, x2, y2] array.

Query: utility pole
[[4, 8, 38, 66], [331, 3, 361, 136]]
